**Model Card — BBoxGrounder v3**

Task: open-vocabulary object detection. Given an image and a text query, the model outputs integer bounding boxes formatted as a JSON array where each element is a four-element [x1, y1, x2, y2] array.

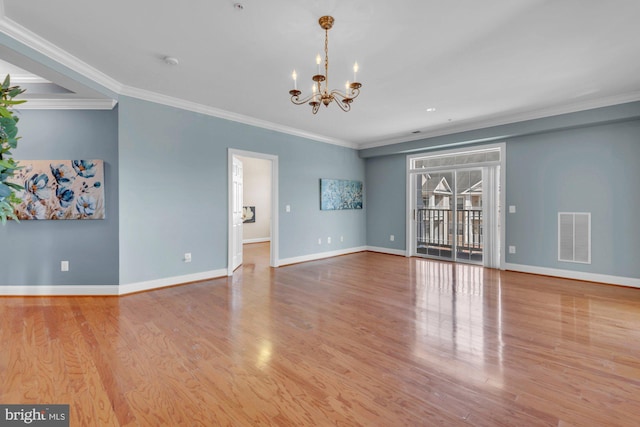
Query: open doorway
[[227, 149, 279, 275]]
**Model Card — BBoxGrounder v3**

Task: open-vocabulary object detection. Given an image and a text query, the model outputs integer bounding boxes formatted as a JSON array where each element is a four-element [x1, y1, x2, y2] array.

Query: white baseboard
[[119, 269, 227, 295], [366, 246, 408, 257], [0, 269, 228, 296], [243, 237, 271, 244], [504, 263, 640, 288], [279, 246, 367, 266], [0, 285, 120, 296]]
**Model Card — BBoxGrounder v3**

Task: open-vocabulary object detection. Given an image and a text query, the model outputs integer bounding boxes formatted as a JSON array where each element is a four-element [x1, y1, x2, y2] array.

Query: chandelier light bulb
[[353, 62, 359, 81], [292, 70, 297, 89]]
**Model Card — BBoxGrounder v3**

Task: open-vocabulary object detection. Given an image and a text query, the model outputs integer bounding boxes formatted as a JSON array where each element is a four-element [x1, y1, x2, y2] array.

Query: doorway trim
[[227, 149, 279, 275], [405, 142, 506, 269]]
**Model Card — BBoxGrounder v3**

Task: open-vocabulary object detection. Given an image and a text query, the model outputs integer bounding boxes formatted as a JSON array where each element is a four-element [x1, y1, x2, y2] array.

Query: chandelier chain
[[324, 28, 329, 93]]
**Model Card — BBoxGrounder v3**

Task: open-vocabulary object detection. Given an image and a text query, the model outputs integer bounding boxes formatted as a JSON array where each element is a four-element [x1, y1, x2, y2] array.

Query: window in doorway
[[407, 144, 504, 269]]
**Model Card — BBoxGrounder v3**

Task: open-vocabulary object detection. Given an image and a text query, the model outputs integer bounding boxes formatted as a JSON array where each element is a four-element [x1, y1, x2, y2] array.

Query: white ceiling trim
[[6, 73, 49, 84], [0, 10, 123, 95], [360, 90, 640, 150], [3, 2, 639, 150], [120, 85, 356, 148], [15, 98, 117, 110], [0, 6, 355, 149]]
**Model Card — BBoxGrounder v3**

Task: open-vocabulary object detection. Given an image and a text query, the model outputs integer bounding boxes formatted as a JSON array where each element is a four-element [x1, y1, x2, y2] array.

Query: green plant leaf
[[0, 159, 15, 169], [2, 99, 26, 106], [0, 182, 11, 198], [6, 181, 23, 190], [8, 87, 26, 98], [0, 74, 25, 226]]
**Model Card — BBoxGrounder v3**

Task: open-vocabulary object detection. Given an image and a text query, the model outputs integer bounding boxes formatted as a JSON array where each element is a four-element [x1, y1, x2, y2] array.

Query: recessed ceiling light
[[426, 107, 436, 112], [163, 56, 179, 66]]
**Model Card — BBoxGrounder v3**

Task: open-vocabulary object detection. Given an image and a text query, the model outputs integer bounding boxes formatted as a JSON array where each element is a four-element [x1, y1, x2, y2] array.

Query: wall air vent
[[558, 212, 591, 264]]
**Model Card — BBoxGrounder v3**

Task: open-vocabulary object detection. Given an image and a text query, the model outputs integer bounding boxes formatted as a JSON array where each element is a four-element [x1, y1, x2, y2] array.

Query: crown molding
[[15, 98, 117, 110], [0, 13, 123, 95], [6, 73, 50, 84], [5, 1, 638, 151], [358, 90, 640, 150], [0, 10, 356, 148], [120, 85, 357, 149]]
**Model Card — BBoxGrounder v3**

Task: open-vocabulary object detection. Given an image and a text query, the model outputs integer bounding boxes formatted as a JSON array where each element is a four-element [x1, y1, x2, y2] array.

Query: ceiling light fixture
[[163, 56, 179, 66], [289, 16, 362, 114]]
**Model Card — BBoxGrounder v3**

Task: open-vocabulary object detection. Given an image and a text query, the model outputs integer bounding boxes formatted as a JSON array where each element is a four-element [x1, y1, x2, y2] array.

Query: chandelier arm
[[327, 90, 352, 112], [335, 98, 352, 112], [290, 92, 317, 105], [330, 89, 346, 98]]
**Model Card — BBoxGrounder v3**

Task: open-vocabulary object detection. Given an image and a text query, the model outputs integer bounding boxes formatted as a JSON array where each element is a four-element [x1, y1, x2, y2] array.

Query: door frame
[[227, 149, 279, 275], [405, 143, 506, 269]]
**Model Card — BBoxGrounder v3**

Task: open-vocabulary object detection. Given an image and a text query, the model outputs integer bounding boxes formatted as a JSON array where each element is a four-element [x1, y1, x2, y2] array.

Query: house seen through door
[[408, 145, 504, 268]]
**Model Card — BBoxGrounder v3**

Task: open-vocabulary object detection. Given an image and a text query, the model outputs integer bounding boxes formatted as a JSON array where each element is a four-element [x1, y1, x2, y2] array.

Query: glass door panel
[[414, 169, 483, 264], [416, 171, 454, 260], [455, 169, 483, 263]]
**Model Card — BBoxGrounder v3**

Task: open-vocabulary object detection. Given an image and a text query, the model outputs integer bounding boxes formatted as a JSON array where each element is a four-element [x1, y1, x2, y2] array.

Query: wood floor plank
[[2, 243, 640, 426]]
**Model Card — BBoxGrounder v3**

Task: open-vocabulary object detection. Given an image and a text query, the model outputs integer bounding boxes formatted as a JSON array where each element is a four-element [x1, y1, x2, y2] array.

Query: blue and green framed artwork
[[320, 179, 363, 210], [9, 159, 105, 220]]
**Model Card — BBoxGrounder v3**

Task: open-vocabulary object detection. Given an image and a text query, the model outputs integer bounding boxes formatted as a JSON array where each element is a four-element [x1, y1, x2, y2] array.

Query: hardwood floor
[[2, 243, 640, 426]]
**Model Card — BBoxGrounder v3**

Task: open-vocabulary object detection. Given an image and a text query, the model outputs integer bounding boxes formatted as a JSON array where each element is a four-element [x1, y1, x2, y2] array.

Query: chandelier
[[289, 16, 362, 114]]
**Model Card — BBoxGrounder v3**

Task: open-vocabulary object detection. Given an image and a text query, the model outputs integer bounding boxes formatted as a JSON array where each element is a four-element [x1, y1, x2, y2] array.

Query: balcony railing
[[416, 208, 483, 257]]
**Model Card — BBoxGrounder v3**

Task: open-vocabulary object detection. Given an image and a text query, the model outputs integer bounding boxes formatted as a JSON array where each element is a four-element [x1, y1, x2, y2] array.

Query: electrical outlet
[[390, 235, 395, 242], [509, 205, 516, 213], [340, 236, 344, 242], [318, 238, 322, 245], [184, 253, 192, 263], [61, 261, 69, 272], [286, 205, 291, 213], [509, 246, 516, 254], [327, 237, 331, 244]]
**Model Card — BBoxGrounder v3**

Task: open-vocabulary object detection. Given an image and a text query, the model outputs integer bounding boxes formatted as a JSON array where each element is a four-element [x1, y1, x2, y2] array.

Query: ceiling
[[1, 0, 640, 148]]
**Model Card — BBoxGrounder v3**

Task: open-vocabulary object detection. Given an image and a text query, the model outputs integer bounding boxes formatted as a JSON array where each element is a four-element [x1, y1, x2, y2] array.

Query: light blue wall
[[505, 120, 640, 278], [118, 96, 366, 285], [364, 104, 640, 280], [2, 30, 638, 287], [0, 108, 119, 286], [365, 154, 406, 250]]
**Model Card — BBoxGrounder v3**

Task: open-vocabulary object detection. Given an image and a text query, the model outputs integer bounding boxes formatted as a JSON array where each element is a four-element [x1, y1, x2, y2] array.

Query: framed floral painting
[[10, 159, 105, 220], [243, 206, 255, 223], [320, 178, 363, 210]]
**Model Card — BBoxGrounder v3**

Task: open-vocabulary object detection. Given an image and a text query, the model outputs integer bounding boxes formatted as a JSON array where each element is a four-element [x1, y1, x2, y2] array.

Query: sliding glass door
[[415, 169, 483, 263], [408, 145, 503, 268]]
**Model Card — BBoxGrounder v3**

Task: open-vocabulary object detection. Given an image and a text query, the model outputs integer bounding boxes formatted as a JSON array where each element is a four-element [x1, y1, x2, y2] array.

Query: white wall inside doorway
[[239, 156, 272, 243]]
